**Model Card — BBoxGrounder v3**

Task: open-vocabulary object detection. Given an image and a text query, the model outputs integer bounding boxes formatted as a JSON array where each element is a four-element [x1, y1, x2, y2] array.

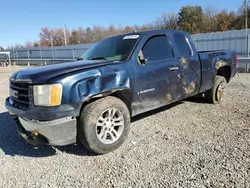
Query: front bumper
[[5, 97, 81, 121], [5, 97, 78, 146], [12, 115, 77, 146]]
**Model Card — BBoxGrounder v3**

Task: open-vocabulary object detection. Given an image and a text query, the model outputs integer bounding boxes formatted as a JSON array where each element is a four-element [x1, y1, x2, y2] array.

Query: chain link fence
[[10, 46, 92, 60]]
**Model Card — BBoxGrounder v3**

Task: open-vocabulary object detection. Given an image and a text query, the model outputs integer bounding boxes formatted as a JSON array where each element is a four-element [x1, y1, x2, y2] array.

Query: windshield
[[80, 34, 140, 61]]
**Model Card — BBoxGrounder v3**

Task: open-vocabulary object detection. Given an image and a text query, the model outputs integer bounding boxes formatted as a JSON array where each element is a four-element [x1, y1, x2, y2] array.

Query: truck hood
[[10, 60, 115, 84]]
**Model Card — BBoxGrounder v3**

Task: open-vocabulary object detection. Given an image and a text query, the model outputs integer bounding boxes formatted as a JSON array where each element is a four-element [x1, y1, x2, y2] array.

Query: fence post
[[72, 49, 75, 59], [51, 48, 54, 59], [8, 53, 11, 67], [12, 48, 14, 59], [40, 49, 42, 59], [55, 49, 57, 59], [248, 34, 250, 58]]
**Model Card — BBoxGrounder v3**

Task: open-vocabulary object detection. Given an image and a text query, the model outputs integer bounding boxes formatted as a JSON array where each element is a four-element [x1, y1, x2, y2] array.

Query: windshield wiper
[[91, 57, 107, 60], [76, 57, 83, 61]]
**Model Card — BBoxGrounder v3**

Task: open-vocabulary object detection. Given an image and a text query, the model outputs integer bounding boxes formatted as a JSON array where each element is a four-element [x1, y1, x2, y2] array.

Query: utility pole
[[63, 24, 67, 46], [50, 37, 54, 59], [12, 44, 15, 59], [244, 0, 248, 57]]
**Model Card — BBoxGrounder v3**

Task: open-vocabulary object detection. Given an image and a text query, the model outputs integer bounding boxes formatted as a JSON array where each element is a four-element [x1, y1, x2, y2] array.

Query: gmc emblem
[[10, 88, 19, 98]]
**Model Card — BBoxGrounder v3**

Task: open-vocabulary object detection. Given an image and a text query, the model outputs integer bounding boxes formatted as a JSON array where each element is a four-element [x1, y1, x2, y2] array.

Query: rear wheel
[[205, 75, 227, 104], [78, 96, 130, 154]]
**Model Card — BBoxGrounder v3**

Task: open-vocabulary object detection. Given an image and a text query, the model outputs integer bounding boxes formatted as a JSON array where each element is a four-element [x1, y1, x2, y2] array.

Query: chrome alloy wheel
[[96, 108, 124, 144], [216, 82, 225, 101]]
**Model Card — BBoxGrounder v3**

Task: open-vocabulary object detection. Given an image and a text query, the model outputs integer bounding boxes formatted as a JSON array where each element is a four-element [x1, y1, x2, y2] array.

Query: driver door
[[131, 34, 182, 115]]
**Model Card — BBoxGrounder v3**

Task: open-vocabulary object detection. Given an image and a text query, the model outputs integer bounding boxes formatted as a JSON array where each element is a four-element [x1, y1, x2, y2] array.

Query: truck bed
[[198, 50, 238, 93]]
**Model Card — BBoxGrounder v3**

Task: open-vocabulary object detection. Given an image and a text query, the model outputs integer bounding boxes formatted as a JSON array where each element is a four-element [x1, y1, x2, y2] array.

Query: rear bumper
[[12, 115, 77, 146]]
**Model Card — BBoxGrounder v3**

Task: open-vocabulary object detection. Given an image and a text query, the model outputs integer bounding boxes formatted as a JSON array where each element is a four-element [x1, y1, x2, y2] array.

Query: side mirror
[[138, 50, 147, 65], [76, 57, 83, 61]]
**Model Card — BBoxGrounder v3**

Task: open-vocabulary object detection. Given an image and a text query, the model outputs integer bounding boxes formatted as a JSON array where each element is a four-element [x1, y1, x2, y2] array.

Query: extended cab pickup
[[5, 29, 238, 154]]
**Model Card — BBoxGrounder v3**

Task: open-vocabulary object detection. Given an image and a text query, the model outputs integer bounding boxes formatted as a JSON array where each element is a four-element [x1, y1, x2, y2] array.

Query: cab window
[[142, 35, 174, 63]]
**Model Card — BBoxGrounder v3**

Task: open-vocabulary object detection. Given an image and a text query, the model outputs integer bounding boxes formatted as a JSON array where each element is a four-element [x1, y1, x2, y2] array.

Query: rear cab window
[[142, 35, 174, 63], [173, 34, 191, 57]]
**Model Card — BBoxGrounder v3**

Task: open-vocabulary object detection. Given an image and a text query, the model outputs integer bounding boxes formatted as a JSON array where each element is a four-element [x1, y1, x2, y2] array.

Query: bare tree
[[33, 41, 40, 47], [77, 27, 86, 43], [155, 12, 179, 30], [39, 27, 53, 47], [25, 41, 33, 48], [166, 13, 179, 29], [107, 25, 116, 36], [14, 43, 23, 49], [92, 25, 105, 42], [39, 27, 70, 47], [202, 6, 219, 33], [123, 26, 133, 33]]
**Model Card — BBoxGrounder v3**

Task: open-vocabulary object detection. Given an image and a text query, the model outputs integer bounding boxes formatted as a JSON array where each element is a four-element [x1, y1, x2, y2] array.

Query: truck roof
[[118, 29, 187, 37], [105, 29, 187, 40]]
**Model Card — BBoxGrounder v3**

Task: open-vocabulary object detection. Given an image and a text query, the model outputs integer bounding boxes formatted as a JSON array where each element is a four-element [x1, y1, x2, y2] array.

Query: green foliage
[[216, 11, 236, 31], [178, 6, 203, 34], [69, 30, 80, 44]]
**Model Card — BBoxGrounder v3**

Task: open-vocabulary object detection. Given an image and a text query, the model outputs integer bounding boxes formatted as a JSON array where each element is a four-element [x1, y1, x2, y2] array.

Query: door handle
[[169, 66, 179, 71]]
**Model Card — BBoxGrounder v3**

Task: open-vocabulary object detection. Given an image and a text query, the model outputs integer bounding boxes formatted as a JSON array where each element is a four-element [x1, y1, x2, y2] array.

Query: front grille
[[9, 80, 32, 110]]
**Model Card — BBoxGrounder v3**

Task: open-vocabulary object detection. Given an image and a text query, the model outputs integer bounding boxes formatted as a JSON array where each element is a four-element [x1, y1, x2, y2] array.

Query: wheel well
[[110, 90, 132, 115], [80, 89, 132, 116], [217, 66, 231, 83]]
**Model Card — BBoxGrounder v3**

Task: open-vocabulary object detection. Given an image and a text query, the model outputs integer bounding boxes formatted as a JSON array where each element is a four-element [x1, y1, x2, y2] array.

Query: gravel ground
[[0, 68, 249, 188]]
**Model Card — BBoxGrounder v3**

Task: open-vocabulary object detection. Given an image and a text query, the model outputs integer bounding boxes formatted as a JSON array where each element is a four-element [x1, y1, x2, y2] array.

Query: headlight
[[33, 84, 62, 106]]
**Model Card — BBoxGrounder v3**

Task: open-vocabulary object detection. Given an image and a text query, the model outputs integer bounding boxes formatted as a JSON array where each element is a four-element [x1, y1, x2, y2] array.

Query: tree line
[[5, 4, 250, 49]]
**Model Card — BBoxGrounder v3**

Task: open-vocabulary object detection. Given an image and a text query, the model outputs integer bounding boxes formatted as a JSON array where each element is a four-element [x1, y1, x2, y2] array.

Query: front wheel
[[78, 96, 131, 154], [205, 75, 227, 104]]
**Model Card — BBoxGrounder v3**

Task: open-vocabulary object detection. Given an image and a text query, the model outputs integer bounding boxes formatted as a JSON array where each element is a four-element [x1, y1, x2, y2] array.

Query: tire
[[78, 96, 131, 154], [205, 75, 227, 104]]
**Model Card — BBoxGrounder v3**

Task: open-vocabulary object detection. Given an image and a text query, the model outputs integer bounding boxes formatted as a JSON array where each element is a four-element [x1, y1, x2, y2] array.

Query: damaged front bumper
[[5, 97, 77, 146], [12, 115, 77, 146]]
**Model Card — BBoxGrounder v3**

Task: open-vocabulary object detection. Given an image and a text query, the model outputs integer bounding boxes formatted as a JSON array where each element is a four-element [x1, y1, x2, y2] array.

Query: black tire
[[78, 96, 131, 154], [205, 75, 227, 104]]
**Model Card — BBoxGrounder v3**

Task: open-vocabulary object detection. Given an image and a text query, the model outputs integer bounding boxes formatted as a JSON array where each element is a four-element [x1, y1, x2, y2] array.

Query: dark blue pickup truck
[[5, 29, 238, 154]]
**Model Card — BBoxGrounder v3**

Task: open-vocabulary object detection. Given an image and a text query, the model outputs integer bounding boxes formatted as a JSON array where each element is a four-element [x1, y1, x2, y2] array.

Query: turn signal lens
[[50, 84, 62, 106]]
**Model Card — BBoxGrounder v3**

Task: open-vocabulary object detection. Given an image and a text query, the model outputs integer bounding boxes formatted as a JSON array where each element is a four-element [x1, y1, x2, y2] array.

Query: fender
[[212, 54, 232, 83], [47, 62, 132, 116]]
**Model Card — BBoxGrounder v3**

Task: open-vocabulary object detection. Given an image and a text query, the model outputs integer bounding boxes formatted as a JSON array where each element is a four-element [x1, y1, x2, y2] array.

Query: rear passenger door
[[132, 34, 182, 115], [171, 33, 201, 99]]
